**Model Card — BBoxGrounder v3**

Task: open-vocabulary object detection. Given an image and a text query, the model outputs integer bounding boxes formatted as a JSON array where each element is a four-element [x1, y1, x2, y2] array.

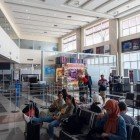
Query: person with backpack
[[98, 75, 108, 104]]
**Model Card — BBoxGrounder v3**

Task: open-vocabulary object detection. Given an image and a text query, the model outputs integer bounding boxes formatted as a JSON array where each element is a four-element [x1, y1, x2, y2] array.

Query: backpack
[[61, 114, 84, 135]]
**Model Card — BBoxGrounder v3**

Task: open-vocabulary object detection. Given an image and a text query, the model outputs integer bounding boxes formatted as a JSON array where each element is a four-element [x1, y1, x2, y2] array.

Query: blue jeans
[[31, 116, 60, 138]]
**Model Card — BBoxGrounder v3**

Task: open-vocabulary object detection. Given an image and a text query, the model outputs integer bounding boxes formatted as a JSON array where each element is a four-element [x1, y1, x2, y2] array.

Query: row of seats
[[56, 108, 98, 139], [43, 107, 140, 140], [59, 108, 140, 140]]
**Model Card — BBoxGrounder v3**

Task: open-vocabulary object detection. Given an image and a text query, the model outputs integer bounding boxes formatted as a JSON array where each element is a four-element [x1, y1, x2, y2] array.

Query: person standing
[[85, 73, 92, 98], [98, 75, 108, 104], [109, 73, 113, 94]]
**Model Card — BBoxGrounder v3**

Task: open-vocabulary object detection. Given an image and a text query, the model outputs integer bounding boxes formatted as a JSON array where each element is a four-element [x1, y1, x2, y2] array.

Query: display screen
[[122, 38, 140, 52], [0, 63, 10, 70]]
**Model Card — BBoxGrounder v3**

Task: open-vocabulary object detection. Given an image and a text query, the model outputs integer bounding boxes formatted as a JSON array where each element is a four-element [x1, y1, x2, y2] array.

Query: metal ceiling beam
[[93, 0, 112, 11], [12, 10, 89, 23], [107, 0, 135, 13], [80, 0, 94, 8], [115, 5, 140, 18], [16, 23, 73, 32], [14, 17, 80, 27], [5, 0, 114, 19]]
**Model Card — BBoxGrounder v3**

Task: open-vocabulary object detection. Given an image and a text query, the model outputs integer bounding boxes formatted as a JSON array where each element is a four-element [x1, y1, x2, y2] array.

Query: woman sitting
[[93, 99, 127, 140]]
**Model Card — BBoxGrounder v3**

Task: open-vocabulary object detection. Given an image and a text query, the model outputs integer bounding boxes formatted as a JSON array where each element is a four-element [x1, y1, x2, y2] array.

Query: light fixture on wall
[[67, 15, 72, 18]]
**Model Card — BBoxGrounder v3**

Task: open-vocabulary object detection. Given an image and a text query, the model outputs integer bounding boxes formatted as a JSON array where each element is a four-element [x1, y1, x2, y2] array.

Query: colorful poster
[[45, 66, 55, 76]]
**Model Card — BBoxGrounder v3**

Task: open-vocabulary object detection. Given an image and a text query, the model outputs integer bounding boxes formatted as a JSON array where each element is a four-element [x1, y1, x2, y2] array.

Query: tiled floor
[[0, 91, 139, 140], [0, 93, 51, 140]]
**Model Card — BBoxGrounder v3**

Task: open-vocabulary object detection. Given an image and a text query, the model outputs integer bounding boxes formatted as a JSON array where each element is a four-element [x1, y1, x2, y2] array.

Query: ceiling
[[0, 0, 140, 39]]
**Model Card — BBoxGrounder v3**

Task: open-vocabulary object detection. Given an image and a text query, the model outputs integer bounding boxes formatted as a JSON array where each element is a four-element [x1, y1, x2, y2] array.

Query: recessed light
[[67, 16, 72, 18], [74, 0, 79, 6], [26, 9, 28, 12], [27, 16, 30, 19]]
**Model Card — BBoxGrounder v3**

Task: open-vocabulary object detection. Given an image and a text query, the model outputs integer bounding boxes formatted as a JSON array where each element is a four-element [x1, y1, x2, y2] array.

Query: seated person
[[90, 94, 103, 113], [48, 91, 65, 115], [118, 101, 137, 125], [24, 91, 65, 123], [62, 88, 76, 109], [95, 99, 127, 140], [28, 95, 74, 139]]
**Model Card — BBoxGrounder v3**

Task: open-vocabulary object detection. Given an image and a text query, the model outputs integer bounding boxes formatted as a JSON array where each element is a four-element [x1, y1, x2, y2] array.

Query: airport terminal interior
[[0, 0, 140, 140]]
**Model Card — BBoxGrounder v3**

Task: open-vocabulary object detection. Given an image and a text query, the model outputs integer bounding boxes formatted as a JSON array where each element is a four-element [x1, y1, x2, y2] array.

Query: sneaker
[[23, 114, 31, 123]]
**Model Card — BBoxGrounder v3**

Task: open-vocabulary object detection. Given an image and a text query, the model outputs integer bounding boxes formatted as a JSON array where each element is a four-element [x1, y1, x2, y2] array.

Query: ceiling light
[[67, 16, 72, 18], [74, 0, 79, 6], [113, 11, 118, 16], [25, 9, 28, 12], [27, 16, 30, 19]]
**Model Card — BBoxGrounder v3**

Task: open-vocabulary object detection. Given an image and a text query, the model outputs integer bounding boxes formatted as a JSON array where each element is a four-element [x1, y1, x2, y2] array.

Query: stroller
[[22, 101, 40, 140]]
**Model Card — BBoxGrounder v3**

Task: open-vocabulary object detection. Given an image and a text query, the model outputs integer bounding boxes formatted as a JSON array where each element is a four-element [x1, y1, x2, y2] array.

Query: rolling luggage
[[22, 101, 40, 140]]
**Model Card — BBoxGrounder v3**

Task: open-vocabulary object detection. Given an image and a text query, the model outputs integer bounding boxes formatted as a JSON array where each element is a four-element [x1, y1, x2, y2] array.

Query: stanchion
[[11, 81, 20, 113]]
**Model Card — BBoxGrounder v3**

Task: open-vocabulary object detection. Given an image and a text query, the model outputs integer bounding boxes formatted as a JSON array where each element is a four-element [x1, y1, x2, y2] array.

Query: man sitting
[[118, 101, 137, 125]]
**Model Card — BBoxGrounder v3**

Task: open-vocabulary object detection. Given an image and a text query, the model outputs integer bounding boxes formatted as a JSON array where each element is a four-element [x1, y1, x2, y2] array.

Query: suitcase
[[22, 101, 40, 140]]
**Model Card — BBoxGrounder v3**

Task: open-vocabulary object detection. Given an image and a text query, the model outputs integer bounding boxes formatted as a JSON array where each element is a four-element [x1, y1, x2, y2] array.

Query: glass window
[[123, 29, 129, 36], [109, 56, 113, 63], [84, 20, 109, 46], [99, 57, 104, 64], [136, 15, 140, 25], [138, 61, 140, 69], [124, 62, 131, 69], [95, 58, 99, 64], [87, 59, 91, 65], [137, 25, 140, 32], [91, 59, 94, 64], [85, 35, 93, 46], [94, 32, 102, 44], [129, 18, 136, 27], [131, 62, 137, 69], [104, 57, 108, 63], [122, 20, 129, 29], [130, 53, 137, 61], [130, 26, 136, 34], [62, 34, 76, 52], [121, 14, 140, 37], [20, 39, 33, 49], [123, 54, 130, 61]]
